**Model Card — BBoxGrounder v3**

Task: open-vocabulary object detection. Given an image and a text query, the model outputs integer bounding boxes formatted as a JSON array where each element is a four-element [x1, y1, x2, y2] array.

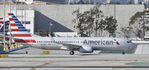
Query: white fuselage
[[25, 35, 136, 52]]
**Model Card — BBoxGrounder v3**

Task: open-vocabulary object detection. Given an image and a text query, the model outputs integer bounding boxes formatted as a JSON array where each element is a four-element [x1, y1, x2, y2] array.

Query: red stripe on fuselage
[[14, 39, 36, 43], [13, 34, 32, 37]]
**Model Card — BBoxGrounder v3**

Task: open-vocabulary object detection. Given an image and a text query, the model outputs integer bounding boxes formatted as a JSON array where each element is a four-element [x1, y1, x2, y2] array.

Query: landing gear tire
[[122, 52, 125, 55], [70, 51, 74, 55]]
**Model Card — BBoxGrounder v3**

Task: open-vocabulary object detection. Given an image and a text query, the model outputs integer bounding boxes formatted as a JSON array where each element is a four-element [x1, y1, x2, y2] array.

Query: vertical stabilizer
[[8, 13, 36, 43]]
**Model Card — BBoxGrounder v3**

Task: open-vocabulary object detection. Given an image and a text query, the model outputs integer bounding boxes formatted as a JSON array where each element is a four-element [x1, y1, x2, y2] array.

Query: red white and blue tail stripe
[[8, 13, 36, 43]]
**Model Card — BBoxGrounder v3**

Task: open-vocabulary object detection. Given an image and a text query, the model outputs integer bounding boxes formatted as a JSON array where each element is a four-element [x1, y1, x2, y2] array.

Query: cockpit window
[[127, 40, 132, 43]]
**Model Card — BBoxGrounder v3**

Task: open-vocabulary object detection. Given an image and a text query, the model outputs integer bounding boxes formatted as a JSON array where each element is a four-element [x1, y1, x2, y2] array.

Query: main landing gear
[[69, 51, 74, 55], [122, 52, 125, 55]]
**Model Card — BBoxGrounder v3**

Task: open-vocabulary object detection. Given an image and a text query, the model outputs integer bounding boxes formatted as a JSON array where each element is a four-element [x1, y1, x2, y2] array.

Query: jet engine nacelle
[[79, 45, 93, 53]]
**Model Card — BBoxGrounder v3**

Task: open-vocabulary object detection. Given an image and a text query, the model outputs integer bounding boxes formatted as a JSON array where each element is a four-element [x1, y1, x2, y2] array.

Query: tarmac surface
[[0, 50, 149, 70]]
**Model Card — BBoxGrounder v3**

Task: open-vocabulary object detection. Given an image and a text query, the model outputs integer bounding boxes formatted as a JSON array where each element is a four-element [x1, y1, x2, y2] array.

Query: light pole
[[50, 22, 53, 36], [3, 0, 6, 51], [9, 0, 11, 51], [21, 0, 23, 25], [113, 0, 116, 19], [15, 0, 17, 16]]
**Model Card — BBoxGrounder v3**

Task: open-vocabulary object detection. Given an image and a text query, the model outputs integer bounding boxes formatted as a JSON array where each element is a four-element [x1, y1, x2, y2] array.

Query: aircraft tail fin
[[8, 13, 36, 43]]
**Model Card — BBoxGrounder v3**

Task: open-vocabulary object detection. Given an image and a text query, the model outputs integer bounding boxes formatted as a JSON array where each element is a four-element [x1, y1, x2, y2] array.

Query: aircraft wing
[[48, 34, 81, 50], [60, 43, 81, 51]]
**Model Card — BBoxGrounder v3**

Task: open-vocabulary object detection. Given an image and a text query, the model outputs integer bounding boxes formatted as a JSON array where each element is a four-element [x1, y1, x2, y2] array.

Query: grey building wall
[[0, 5, 144, 36]]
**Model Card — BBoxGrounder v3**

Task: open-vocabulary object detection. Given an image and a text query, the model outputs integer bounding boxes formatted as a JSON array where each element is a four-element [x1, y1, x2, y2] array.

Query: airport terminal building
[[0, 5, 144, 36]]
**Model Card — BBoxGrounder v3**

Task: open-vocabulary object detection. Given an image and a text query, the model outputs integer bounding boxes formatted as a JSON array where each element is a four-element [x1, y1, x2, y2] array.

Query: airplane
[[1, 13, 137, 55]]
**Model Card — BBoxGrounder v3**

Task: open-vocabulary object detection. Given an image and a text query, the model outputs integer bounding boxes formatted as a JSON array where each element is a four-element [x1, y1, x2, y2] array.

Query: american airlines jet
[[2, 13, 136, 55]]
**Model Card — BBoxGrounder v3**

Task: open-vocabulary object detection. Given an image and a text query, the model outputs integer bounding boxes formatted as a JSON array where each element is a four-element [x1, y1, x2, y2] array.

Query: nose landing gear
[[122, 52, 125, 55]]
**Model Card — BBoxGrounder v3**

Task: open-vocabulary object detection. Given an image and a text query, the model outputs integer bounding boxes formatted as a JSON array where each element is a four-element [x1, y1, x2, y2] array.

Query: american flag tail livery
[[8, 13, 36, 44]]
